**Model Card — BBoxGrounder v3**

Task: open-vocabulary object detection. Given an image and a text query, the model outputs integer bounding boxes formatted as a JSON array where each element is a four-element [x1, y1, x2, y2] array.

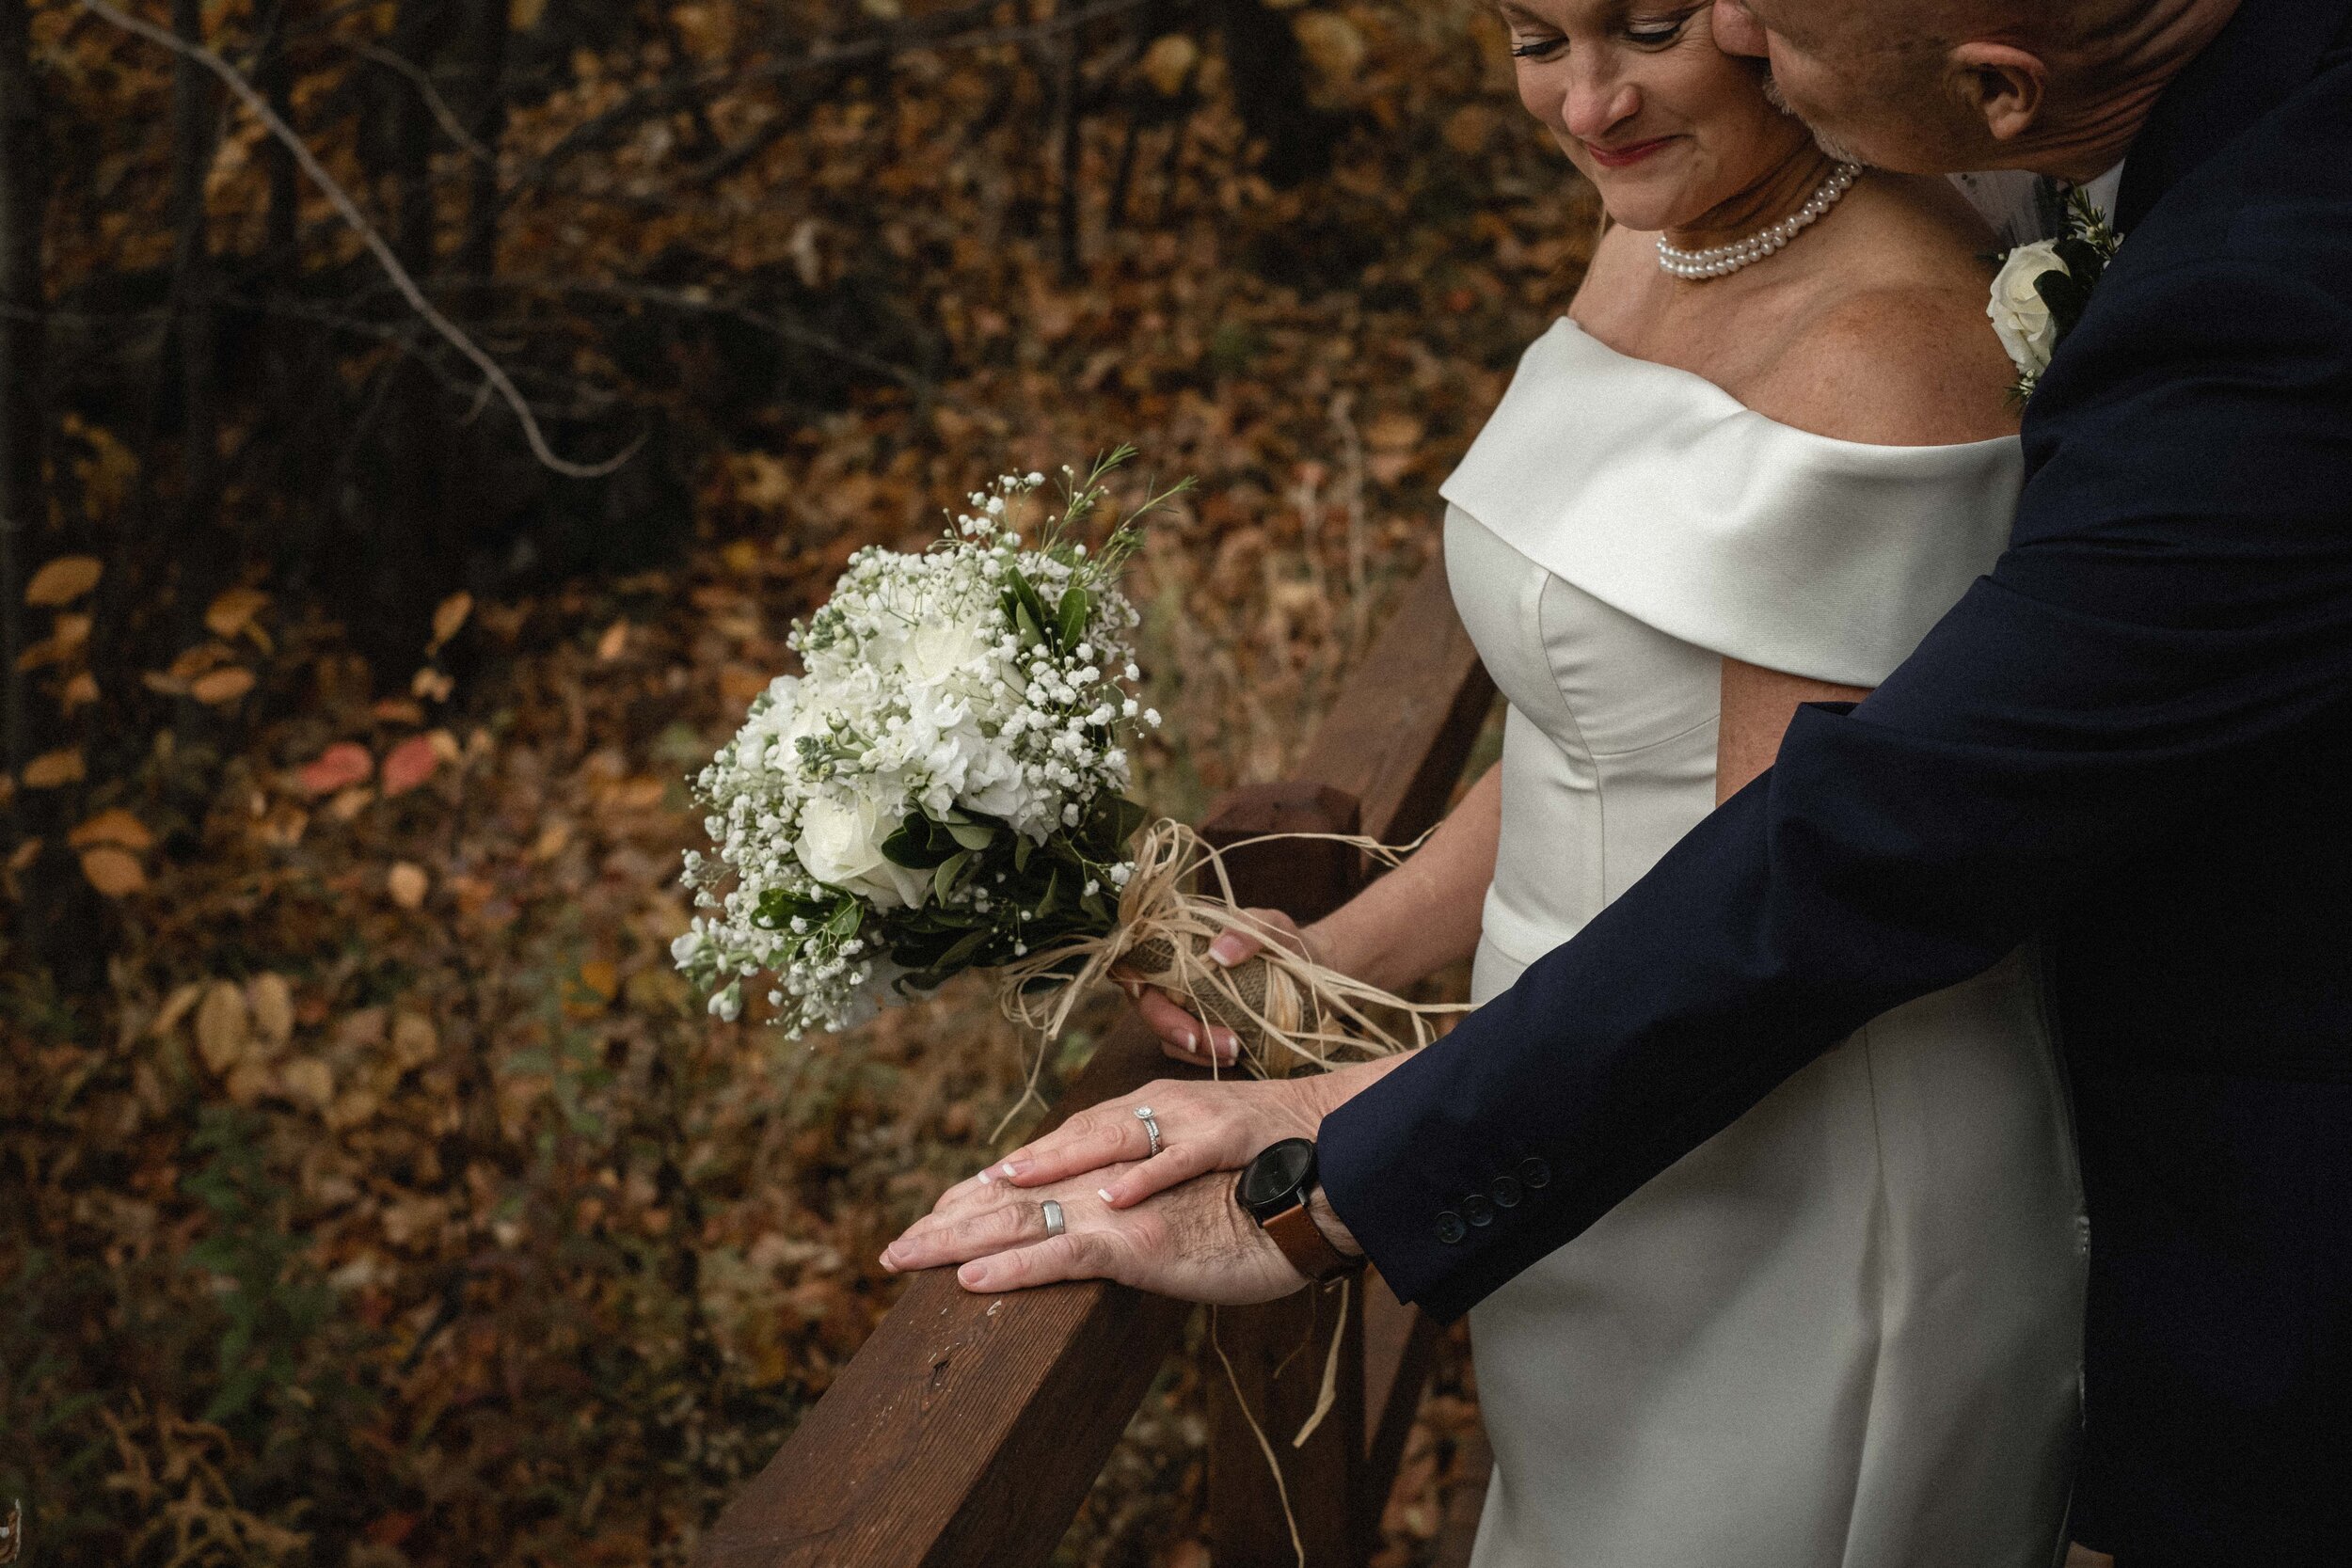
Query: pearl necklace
[[1656, 162, 1863, 281]]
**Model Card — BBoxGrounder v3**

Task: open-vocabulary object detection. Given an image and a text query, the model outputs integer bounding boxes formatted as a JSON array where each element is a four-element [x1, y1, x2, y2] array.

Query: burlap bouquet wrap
[[998, 818, 1463, 1081]]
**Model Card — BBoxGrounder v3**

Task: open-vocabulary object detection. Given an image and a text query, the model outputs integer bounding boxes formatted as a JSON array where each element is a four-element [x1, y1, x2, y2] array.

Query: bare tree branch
[[345, 39, 493, 165], [76, 0, 641, 480]]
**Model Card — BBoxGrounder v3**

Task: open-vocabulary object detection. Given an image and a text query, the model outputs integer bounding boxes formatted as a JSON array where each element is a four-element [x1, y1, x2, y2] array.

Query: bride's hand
[[1116, 908, 1314, 1067]]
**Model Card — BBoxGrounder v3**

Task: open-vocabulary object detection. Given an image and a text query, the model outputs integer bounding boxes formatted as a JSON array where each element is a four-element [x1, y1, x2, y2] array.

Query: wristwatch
[[1235, 1138, 1364, 1284]]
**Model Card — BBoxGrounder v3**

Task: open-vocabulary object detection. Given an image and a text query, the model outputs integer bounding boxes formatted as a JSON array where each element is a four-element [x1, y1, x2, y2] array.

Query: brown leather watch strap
[[1263, 1198, 1363, 1284]]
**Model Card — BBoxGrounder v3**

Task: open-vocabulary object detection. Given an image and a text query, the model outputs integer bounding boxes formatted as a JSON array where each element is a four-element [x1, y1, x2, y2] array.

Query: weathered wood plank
[[1203, 786, 1368, 1568], [691, 1017, 1202, 1568]]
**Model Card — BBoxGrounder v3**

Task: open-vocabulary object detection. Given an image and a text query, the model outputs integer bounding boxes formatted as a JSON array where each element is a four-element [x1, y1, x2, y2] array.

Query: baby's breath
[[675, 450, 1187, 1036]]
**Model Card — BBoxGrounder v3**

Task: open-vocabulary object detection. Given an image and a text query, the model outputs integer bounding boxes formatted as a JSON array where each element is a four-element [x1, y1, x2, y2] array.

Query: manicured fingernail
[[977, 1168, 993, 1185], [1214, 1030, 1240, 1059], [1001, 1161, 1025, 1180], [1098, 1187, 1115, 1203], [1179, 1029, 1199, 1053], [1208, 937, 1247, 966]]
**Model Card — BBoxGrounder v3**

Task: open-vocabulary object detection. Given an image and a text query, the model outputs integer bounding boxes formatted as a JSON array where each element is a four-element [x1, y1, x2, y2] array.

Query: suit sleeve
[[1319, 247, 2352, 1322]]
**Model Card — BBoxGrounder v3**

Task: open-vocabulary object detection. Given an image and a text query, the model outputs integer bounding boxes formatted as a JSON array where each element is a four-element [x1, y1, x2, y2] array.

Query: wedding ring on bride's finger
[[1041, 1199, 1066, 1238], [1136, 1105, 1164, 1158]]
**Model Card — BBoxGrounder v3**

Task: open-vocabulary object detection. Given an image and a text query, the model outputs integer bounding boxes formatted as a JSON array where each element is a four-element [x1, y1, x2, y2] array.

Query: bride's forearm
[[1305, 768, 1500, 994]]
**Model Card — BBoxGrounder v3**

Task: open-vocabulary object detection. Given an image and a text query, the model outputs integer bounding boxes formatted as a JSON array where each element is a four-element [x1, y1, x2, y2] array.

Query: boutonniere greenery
[[1987, 189, 2123, 403]]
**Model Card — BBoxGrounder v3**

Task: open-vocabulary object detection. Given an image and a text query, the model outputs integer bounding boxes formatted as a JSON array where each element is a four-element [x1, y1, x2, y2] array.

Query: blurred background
[[0, 2, 1597, 1561]]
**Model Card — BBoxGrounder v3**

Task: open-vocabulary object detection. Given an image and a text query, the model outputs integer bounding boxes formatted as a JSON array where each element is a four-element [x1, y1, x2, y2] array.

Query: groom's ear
[[1947, 40, 2048, 144]]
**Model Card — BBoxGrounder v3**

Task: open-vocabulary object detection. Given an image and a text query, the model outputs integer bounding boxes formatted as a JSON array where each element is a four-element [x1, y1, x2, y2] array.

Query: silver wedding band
[[1136, 1105, 1163, 1158], [1041, 1199, 1066, 1238]]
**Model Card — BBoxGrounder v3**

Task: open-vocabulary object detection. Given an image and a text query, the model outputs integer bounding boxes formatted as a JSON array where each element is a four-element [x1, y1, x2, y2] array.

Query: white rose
[[1988, 240, 2067, 379], [794, 789, 929, 908], [899, 618, 991, 689]]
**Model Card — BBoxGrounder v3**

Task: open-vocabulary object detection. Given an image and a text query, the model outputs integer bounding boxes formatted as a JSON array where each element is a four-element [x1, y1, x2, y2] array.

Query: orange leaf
[[22, 749, 86, 788], [204, 586, 270, 641], [371, 697, 426, 725], [78, 845, 146, 896], [380, 735, 439, 798], [411, 667, 453, 702], [25, 556, 102, 606], [70, 808, 153, 852], [299, 743, 373, 796], [596, 620, 629, 661], [190, 666, 256, 705], [387, 862, 429, 909], [429, 591, 473, 654], [62, 673, 99, 712]]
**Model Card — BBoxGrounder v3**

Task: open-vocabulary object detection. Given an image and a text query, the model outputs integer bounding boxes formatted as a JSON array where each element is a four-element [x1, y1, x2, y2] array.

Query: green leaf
[[931, 850, 971, 904], [1056, 587, 1091, 653], [1012, 833, 1034, 872], [823, 900, 861, 941], [946, 819, 996, 852]]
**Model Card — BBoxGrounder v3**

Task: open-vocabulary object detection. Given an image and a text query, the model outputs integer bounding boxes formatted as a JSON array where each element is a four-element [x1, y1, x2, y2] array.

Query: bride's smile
[[1498, 0, 1843, 258]]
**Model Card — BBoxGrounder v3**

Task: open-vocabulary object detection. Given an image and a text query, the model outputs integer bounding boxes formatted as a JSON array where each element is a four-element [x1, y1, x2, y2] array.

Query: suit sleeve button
[[1491, 1175, 1524, 1209], [1461, 1193, 1495, 1227], [1518, 1157, 1551, 1190], [1436, 1212, 1467, 1244]]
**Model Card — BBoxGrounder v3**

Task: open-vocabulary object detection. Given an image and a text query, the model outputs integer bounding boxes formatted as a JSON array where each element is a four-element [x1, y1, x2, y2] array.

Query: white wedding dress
[[1443, 320, 2087, 1568]]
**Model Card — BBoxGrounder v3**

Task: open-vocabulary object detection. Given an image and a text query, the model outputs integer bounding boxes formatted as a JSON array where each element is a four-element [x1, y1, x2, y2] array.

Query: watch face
[[1239, 1138, 1316, 1217]]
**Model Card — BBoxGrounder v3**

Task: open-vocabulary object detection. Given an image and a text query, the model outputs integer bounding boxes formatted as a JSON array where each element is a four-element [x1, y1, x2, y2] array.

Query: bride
[[891, 2, 2087, 1562]]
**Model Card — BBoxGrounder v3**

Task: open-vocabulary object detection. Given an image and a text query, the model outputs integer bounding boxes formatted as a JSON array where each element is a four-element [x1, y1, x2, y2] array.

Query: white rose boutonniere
[[1989, 240, 2068, 383], [1989, 189, 2122, 403]]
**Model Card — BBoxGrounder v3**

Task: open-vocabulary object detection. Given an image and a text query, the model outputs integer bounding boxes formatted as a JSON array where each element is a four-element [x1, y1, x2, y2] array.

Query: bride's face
[[1500, 0, 1820, 231]]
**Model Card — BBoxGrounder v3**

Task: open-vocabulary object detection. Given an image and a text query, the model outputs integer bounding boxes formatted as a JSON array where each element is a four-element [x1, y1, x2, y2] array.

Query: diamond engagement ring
[[1041, 1199, 1066, 1238], [1136, 1105, 1164, 1158]]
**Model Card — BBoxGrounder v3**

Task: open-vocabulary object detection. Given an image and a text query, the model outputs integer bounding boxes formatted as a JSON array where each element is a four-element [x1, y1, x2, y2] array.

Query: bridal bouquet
[[674, 449, 1454, 1079]]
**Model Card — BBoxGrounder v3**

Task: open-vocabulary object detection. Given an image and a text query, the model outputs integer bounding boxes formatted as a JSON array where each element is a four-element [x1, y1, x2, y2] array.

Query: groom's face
[[1711, 0, 1992, 174]]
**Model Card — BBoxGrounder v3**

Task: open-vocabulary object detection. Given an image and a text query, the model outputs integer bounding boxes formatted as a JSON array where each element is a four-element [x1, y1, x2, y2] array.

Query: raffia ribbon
[[997, 817, 1468, 1083]]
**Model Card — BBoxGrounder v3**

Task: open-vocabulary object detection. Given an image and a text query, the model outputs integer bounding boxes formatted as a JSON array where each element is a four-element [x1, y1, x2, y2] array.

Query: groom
[[890, 2, 2352, 1560]]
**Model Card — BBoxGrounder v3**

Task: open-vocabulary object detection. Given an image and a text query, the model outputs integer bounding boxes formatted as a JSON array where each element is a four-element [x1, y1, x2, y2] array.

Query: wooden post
[[1200, 781, 1370, 1567]]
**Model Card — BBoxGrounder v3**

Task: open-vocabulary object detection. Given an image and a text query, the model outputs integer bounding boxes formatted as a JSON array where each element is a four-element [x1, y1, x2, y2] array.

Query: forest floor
[[2, 5, 1597, 1563]]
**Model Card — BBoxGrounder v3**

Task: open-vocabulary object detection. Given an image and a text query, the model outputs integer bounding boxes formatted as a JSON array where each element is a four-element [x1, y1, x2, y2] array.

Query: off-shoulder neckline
[[1550, 317, 2020, 458]]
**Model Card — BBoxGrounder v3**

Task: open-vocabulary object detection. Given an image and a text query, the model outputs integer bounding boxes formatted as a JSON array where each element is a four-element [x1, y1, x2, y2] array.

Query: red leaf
[[381, 735, 439, 798], [299, 743, 373, 796]]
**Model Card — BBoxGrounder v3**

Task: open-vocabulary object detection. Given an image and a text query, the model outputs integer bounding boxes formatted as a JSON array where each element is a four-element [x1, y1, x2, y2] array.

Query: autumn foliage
[[1, 1, 1594, 1562]]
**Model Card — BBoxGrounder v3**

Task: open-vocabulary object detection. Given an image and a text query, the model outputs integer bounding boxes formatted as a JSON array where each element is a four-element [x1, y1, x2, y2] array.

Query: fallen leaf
[[596, 620, 630, 660], [371, 697, 425, 725], [327, 786, 374, 821], [300, 743, 373, 796], [426, 728, 462, 766], [151, 981, 204, 1037], [429, 591, 473, 653], [195, 982, 251, 1073], [22, 749, 86, 788], [225, 1060, 277, 1107], [204, 586, 271, 641], [531, 821, 572, 861], [189, 666, 256, 705], [387, 863, 429, 909], [1364, 411, 1426, 453], [390, 1013, 438, 1069], [248, 974, 295, 1050], [70, 809, 154, 852], [167, 642, 234, 680], [25, 556, 102, 606], [411, 667, 453, 702], [61, 672, 99, 711], [1141, 33, 1199, 96], [78, 845, 146, 896], [281, 1057, 335, 1111], [381, 736, 439, 798], [6, 837, 39, 872]]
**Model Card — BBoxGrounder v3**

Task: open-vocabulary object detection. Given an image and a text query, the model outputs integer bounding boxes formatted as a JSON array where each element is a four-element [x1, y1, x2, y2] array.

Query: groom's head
[[1714, 0, 2234, 180]]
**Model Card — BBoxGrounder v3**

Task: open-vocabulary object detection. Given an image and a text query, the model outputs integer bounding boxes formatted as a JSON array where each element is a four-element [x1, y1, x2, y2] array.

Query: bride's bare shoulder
[[1759, 178, 2020, 446]]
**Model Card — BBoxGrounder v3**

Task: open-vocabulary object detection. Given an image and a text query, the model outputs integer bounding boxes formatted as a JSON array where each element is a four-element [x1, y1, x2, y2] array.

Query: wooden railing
[[693, 561, 1497, 1568]]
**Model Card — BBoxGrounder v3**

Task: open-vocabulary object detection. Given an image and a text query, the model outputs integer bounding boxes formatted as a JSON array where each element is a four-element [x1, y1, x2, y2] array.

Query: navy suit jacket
[[1320, 1, 2352, 1557]]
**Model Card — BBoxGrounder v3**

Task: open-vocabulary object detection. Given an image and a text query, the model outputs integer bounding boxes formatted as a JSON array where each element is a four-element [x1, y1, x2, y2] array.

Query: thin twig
[[77, 0, 641, 480], [345, 39, 492, 164]]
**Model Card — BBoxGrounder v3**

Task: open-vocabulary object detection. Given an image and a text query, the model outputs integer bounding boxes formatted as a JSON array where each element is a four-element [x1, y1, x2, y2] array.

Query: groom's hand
[[881, 1167, 1308, 1306]]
